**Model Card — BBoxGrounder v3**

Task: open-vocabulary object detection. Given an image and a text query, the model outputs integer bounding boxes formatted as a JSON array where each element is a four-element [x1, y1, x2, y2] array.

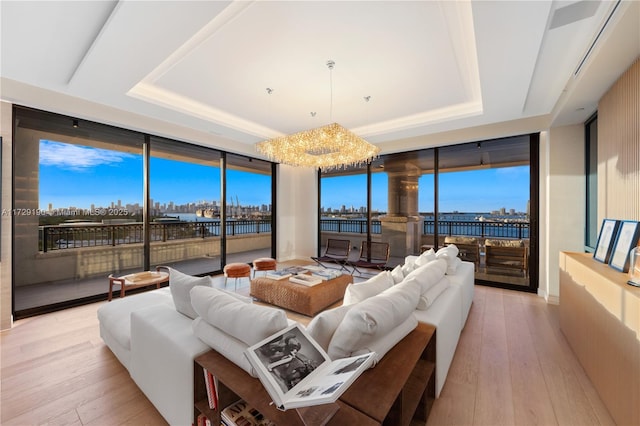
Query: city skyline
[[39, 140, 530, 214]]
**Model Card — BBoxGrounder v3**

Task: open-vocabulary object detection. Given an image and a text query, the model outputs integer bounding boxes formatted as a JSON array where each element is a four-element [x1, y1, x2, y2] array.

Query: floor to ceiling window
[[585, 113, 598, 251], [149, 137, 222, 275], [437, 136, 533, 289], [14, 107, 145, 315], [319, 164, 368, 263], [12, 106, 276, 318], [318, 134, 538, 292], [223, 153, 274, 265]]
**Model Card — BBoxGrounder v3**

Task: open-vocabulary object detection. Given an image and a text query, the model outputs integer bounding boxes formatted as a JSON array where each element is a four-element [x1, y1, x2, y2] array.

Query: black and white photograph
[[331, 355, 370, 375], [254, 326, 324, 393]]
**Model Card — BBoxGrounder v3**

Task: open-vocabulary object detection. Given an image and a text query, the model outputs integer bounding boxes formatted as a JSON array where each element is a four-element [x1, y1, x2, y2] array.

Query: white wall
[[542, 124, 586, 302], [1, 101, 14, 329], [276, 164, 317, 261]]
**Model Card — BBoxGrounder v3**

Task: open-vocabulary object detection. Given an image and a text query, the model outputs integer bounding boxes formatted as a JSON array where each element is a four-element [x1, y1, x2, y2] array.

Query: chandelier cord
[[328, 60, 335, 122]]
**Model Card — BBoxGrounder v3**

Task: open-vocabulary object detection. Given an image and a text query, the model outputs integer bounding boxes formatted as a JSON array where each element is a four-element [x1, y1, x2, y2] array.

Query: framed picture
[[609, 220, 640, 272], [593, 219, 620, 263]]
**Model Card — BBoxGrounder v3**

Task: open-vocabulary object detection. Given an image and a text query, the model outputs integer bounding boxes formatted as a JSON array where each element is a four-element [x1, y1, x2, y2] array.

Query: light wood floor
[[1, 284, 614, 425]]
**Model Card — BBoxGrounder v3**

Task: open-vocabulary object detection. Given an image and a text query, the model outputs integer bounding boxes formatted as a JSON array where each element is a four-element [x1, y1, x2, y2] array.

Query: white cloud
[[39, 140, 135, 170]]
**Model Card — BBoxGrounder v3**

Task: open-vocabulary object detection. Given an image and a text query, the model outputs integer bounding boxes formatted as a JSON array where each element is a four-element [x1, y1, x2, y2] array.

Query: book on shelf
[[288, 274, 323, 286], [244, 323, 376, 411], [195, 413, 214, 426], [264, 270, 292, 280], [203, 368, 218, 410], [221, 399, 276, 426]]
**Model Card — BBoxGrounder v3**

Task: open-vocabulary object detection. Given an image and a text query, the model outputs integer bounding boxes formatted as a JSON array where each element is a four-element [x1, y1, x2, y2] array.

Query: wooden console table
[[193, 322, 436, 425], [559, 252, 640, 426]]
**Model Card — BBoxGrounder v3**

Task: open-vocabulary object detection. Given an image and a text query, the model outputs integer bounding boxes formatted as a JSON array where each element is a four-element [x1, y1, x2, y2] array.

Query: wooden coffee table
[[250, 273, 352, 316], [107, 270, 169, 300]]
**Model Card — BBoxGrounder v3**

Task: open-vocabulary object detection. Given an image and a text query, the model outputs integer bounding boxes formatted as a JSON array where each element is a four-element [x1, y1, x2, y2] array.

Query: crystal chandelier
[[256, 60, 379, 171]]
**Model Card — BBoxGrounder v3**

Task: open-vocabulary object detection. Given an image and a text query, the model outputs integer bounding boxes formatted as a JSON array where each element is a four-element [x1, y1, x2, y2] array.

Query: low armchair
[[484, 238, 528, 276], [311, 238, 351, 271]]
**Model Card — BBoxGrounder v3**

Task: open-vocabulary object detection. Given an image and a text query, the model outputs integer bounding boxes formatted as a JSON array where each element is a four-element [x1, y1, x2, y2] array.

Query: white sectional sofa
[[98, 287, 211, 426], [308, 246, 474, 397], [97, 248, 473, 425]]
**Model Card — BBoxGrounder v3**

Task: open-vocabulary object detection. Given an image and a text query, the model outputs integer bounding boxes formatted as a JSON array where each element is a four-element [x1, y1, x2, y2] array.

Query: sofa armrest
[[130, 304, 210, 426]]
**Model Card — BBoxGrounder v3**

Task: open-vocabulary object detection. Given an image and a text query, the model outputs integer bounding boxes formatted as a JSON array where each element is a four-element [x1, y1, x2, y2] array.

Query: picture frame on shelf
[[593, 219, 620, 263], [609, 220, 640, 273]]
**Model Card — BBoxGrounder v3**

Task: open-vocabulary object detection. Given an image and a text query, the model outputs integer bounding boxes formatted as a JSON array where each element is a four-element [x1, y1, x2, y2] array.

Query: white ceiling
[[1, 1, 639, 157]]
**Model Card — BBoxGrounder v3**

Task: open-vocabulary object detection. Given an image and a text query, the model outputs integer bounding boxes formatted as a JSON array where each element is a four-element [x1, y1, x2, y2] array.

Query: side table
[[107, 270, 169, 300]]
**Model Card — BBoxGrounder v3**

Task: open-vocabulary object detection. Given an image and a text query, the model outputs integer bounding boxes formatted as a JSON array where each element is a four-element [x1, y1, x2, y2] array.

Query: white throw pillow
[[416, 278, 450, 310], [343, 271, 394, 305], [217, 288, 253, 304], [414, 248, 436, 267], [402, 255, 418, 275], [306, 304, 353, 351], [390, 264, 404, 284], [445, 256, 462, 275], [190, 286, 288, 346], [436, 245, 461, 274], [168, 268, 213, 319], [351, 315, 418, 363], [328, 277, 421, 359], [403, 258, 447, 293]]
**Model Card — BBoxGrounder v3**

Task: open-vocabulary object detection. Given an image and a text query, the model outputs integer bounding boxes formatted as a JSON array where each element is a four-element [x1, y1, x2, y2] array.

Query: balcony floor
[[13, 248, 271, 313]]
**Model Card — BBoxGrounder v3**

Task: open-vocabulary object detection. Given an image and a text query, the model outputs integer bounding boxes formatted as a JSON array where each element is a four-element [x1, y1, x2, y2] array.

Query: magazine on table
[[289, 274, 323, 286], [244, 323, 375, 410], [311, 269, 343, 281], [265, 270, 293, 280]]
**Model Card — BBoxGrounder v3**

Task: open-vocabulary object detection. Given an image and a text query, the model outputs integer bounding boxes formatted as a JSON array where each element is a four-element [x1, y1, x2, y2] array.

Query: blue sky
[[320, 166, 530, 213], [40, 140, 529, 213], [39, 140, 271, 210]]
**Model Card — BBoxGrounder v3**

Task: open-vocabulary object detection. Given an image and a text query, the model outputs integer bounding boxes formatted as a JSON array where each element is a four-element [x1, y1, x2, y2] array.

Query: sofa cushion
[[390, 264, 404, 284], [97, 288, 174, 354], [168, 268, 213, 319], [402, 256, 417, 275], [328, 277, 421, 359], [414, 248, 436, 267], [190, 286, 288, 346], [306, 304, 353, 352], [351, 315, 418, 363], [343, 271, 394, 305], [436, 245, 462, 274], [403, 258, 447, 293], [416, 277, 450, 310], [192, 318, 258, 377]]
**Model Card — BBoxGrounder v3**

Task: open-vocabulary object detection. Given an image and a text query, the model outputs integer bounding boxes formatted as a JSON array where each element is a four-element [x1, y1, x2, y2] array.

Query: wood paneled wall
[[598, 57, 640, 222]]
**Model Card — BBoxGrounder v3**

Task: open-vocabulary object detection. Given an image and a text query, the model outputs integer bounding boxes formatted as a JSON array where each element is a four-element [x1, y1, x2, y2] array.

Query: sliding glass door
[[14, 107, 145, 314], [318, 134, 539, 292], [12, 106, 276, 319], [438, 136, 533, 289], [224, 154, 274, 265], [149, 137, 222, 275]]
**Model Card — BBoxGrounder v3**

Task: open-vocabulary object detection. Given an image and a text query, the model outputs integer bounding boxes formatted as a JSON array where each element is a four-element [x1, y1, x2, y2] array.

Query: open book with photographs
[[244, 323, 375, 411]]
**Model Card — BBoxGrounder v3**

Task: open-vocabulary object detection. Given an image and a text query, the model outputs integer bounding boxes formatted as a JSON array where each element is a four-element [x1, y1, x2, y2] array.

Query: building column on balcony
[[379, 158, 424, 256]]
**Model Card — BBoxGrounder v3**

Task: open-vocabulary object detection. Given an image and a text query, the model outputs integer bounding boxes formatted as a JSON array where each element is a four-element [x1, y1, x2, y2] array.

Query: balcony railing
[[424, 220, 529, 239], [40, 220, 272, 252], [320, 219, 529, 239]]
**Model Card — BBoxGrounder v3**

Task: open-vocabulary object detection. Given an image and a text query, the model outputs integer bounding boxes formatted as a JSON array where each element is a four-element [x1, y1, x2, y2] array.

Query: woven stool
[[223, 263, 251, 291], [252, 257, 277, 278]]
